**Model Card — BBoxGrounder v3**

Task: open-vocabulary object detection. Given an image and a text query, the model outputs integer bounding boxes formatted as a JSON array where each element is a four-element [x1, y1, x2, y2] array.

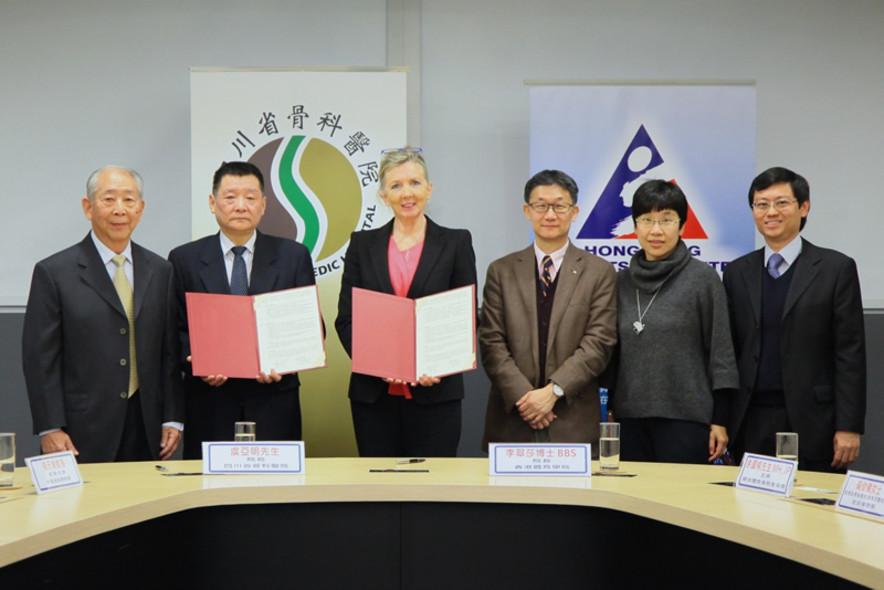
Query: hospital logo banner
[[191, 68, 406, 278], [191, 69, 406, 456], [529, 83, 756, 272]]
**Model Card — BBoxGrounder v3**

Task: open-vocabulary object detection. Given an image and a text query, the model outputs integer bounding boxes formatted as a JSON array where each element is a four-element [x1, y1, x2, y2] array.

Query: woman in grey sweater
[[609, 180, 738, 464]]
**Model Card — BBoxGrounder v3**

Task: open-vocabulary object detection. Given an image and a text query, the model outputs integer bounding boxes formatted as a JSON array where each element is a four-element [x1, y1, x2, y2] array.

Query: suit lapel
[[199, 233, 232, 294], [131, 243, 155, 319], [547, 244, 579, 353], [407, 218, 443, 298], [248, 231, 279, 294], [783, 239, 820, 319], [77, 235, 127, 318], [514, 246, 540, 373], [369, 220, 395, 294], [741, 248, 764, 326]]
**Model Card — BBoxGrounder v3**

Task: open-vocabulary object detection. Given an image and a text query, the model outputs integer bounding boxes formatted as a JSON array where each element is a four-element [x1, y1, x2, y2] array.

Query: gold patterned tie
[[112, 255, 138, 398]]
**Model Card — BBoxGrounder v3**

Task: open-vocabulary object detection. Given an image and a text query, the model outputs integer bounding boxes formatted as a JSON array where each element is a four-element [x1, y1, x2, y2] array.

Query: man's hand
[[41, 430, 78, 456], [516, 384, 558, 430], [831, 430, 861, 470], [158, 426, 181, 461]]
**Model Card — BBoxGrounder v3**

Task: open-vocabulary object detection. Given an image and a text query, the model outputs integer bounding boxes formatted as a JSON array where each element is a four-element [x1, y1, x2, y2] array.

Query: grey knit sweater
[[612, 241, 738, 425]]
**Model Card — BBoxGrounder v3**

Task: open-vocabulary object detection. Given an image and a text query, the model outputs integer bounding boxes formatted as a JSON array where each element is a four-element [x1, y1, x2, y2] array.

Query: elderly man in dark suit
[[168, 161, 315, 459], [480, 170, 617, 448], [723, 167, 866, 472], [23, 166, 183, 463]]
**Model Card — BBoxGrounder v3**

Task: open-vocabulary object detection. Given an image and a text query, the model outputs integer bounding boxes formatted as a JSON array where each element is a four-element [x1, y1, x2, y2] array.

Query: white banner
[[530, 83, 756, 273]]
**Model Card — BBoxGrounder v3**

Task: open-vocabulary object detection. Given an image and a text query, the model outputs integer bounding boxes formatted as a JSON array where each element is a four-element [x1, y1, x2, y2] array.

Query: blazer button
[[120, 358, 127, 366], [120, 392, 127, 399], [120, 327, 127, 335]]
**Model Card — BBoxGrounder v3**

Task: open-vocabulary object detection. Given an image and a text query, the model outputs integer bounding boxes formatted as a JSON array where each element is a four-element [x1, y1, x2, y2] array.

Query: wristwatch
[[551, 382, 565, 398]]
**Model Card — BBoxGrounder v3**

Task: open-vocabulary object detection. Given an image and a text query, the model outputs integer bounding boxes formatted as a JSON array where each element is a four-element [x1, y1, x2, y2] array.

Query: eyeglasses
[[527, 202, 574, 214], [636, 217, 680, 228], [751, 199, 797, 211], [381, 147, 423, 154]]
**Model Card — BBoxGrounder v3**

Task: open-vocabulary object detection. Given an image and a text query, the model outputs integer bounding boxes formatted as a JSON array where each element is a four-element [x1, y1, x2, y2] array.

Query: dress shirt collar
[[533, 241, 569, 282], [764, 235, 803, 275]]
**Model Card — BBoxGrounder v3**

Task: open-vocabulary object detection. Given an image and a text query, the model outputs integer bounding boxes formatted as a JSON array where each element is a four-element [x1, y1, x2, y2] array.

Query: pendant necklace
[[634, 288, 661, 335]]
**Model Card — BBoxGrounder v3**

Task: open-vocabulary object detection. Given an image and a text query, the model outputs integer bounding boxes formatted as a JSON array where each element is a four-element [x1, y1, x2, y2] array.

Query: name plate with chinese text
[[488, 443, 591, 476], [837, 470, 884, 519], [26, 451, 83, 494], [735, 453, 795, 497], [202, 441, 305, 475]]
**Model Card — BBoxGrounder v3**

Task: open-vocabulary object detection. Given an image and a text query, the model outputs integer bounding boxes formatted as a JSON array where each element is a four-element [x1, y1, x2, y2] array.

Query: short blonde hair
[[378, 147, 428, 198]]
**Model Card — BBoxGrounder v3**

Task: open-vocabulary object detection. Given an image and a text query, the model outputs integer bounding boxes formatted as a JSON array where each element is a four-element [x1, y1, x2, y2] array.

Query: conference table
[[1, 458, 882, 588]]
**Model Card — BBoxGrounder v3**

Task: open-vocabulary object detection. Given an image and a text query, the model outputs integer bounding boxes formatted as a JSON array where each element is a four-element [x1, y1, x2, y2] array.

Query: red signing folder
[[351, 285, 476, 382], [186, 286, 326, 379]]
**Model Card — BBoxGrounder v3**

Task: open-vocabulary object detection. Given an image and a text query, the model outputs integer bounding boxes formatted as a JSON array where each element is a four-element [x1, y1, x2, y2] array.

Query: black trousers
[[620, 417, 710, 464], [115, 392, 153, 462], [350, 396, 461, 457]]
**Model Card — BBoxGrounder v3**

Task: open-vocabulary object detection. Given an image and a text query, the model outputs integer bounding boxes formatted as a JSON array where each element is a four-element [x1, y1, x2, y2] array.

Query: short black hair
[[524, 169, 578, 204], [631, 180, 688, 230], [212, 161, 264, 194], [748, 166, 809, 231]]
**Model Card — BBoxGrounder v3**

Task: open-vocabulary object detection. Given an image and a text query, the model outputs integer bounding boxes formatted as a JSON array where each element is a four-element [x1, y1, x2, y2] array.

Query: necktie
[[540, 255, 553, 297], [767, 253, 784, 279], [112, 255, 138, 398], [230, 246, 249, 295]]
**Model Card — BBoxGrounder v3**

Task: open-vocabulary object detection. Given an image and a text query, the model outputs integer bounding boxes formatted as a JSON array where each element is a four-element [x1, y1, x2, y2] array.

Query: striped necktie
[[540, 255, 553, 297], [230, 246, 249, 295]]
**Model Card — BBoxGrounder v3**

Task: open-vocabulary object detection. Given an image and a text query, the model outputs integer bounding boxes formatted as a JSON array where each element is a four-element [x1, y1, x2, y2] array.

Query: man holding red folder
[[168, 161, 316, 459]]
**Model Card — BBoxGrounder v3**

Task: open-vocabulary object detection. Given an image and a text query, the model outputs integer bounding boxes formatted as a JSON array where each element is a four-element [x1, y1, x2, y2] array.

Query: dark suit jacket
[[479, 243, 617, 446], [22, 234, 183, 463], [168, 231, 316, 456], [335, 217, 477, 404], [722, 238, 866, 463]]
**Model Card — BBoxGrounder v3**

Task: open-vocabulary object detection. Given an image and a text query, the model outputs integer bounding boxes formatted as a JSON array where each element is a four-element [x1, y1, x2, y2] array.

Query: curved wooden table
[[1, 458, 881, 588]]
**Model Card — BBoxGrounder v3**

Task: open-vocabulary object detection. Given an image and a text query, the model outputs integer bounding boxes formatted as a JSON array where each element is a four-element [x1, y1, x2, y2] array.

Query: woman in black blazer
[[335, 147, 476, 457]]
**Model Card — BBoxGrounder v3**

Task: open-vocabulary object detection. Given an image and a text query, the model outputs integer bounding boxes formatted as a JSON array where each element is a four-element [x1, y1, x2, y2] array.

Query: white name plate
[[202, 441, 305, 474], [735, 453, 795, 497], [25, 451, 83, 494], [837, 470, 884, 519], [489, 443, 591, 476]]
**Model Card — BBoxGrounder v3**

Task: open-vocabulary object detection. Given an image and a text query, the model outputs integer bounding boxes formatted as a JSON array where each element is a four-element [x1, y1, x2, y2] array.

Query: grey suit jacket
[[723, 238, 866, 463], [480, 243, 617, 446], [23, 234, 184, 463]]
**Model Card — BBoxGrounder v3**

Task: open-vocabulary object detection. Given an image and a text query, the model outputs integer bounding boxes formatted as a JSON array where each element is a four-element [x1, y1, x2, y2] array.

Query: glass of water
[[0, 433, 15, 487], [599, 422, 620, 472], [234, 422, 257, 442]]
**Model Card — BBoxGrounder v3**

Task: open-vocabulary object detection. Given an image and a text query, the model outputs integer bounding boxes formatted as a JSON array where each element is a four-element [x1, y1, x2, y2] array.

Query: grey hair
[[86, 166, 144, 200]]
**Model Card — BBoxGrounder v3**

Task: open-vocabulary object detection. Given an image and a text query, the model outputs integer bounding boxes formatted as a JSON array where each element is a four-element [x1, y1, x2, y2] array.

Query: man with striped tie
[[480, 170, 617, 448]]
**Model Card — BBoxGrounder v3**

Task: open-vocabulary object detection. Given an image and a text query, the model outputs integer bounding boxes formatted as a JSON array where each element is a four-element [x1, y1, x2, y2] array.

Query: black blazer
[[722, 239, 866, 463], [23, 234, 183, 463], [335, 217, 477, 404]]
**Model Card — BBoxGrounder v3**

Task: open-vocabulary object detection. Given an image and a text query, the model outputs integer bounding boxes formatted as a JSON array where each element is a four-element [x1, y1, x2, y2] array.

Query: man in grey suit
[[480, 170, 617, 447], [723, 167, 866, 472], [23, 166, 183, 463]]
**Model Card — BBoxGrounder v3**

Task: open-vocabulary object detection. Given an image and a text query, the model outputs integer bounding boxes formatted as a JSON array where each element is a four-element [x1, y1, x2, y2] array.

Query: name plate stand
[[25, 451, 83, 494], [202, 441, 305, 474], [837, 470, 884, 520], [489, 443, 591, 476], [735, 453, 796, 497]]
